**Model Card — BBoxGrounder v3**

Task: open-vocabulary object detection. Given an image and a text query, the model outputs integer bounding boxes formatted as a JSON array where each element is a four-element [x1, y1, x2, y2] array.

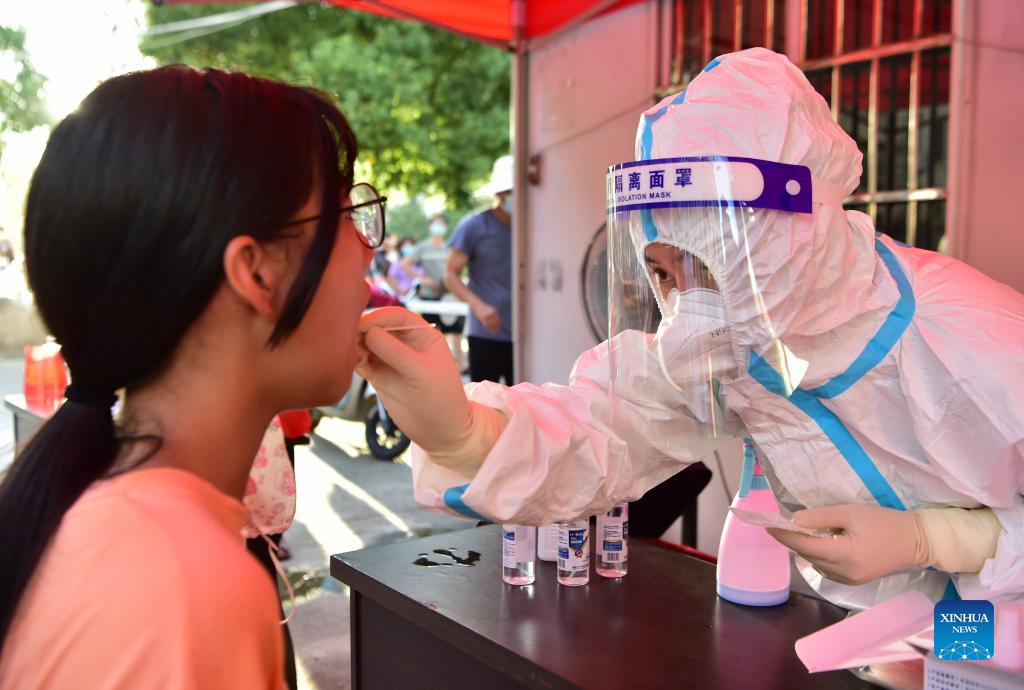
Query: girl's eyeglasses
[[283, 182, 387, 249]]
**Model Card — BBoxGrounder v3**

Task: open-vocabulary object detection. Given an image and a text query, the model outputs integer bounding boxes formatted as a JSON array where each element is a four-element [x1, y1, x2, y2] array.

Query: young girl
[[0, 65, 384, 688]]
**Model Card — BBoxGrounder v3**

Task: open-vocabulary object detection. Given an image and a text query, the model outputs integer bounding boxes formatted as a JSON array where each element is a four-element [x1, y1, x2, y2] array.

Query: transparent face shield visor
[[605, 156, 816, 432]]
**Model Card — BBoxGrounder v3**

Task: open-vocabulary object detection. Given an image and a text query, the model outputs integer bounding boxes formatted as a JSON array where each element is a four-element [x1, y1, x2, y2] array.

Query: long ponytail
[[0, 400, 117, 643]]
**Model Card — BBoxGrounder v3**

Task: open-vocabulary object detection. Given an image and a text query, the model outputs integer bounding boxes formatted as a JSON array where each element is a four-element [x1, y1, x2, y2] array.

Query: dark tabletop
[[331, 524, 871, 689]]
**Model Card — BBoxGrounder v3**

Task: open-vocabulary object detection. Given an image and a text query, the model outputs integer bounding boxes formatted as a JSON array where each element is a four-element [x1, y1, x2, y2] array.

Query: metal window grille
[[666, 0, 787, 89], [662, 0, 952, 250], [800, 0, 951, 249]]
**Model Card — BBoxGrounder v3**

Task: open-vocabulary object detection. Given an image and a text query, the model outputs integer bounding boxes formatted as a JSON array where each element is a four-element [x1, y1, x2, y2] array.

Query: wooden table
[[331, 524, 871, 689]]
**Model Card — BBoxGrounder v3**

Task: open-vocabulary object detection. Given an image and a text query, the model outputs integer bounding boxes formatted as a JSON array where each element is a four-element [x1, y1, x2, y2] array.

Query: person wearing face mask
[[444, 155, 515, 384], [404, 216, 466, 369], [404, 216, 450, 300], [385, 236, 424, 298], [358, 49, 1024, 611]]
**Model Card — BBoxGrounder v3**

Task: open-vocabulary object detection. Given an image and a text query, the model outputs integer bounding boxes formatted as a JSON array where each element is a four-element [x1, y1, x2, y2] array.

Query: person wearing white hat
[[443, 154, 515, 384]]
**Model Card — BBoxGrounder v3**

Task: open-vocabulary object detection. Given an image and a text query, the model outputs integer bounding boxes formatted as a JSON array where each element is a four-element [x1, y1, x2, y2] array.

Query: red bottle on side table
[[24, 338, 68, 414]]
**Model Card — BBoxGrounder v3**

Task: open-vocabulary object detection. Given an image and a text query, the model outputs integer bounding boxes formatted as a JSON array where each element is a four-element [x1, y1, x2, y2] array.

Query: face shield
[[606, 156, 816, 431]]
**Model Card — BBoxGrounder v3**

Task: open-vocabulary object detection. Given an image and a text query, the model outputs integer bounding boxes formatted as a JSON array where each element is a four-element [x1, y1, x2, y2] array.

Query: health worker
[[357, 49, 1024, 610]]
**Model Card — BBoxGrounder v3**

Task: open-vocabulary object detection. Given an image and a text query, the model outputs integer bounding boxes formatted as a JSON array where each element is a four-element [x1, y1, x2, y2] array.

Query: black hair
[[0, 65, 358, 648]]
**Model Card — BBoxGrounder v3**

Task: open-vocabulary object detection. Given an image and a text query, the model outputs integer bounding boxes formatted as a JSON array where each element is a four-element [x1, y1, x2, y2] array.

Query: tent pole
[[511, 0, 528, 384]]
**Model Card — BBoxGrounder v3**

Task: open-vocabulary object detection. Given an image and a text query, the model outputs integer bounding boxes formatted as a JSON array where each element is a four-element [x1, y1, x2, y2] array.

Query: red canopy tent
[[162, 1, 640, 47], [327, 0, 636, 45], [156, 0, 641, 380]]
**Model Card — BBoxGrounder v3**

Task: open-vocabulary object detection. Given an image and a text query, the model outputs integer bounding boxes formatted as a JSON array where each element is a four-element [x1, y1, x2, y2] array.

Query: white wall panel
[[524, 2, 659, 384], [949, 0, 1024, 291]]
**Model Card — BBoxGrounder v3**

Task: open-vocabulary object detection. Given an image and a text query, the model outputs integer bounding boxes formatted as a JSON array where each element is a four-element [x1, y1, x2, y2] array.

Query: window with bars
[[801, 0, 952, 250], [664, 0, 952, 252], [667, 0, 787, 88]]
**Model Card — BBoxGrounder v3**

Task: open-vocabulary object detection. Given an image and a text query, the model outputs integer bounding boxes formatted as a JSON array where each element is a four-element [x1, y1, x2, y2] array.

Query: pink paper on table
[[795, 591, 934, 673]]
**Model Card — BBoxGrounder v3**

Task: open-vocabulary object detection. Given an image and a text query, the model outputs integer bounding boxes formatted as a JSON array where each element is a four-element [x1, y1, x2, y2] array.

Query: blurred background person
[[385, 236, 423, 299], [444, 155, 513, 384], [405, 215, 465, 370], [370, 234, 398, 286], [403, 216, 447, 300]]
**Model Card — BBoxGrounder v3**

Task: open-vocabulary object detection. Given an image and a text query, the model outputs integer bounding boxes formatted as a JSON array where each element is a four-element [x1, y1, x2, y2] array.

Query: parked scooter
[[311, 371, 411, 460], [362, 379, 411, 460]]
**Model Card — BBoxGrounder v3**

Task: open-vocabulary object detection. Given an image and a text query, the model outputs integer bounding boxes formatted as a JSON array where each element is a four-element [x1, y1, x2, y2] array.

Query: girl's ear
[[222, 236, 291, 319]]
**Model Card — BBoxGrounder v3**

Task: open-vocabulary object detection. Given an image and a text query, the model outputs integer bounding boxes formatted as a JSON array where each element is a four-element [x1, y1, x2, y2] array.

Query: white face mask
[[386, 250, 399, 263], [500, 194, 513, 216], [654, 288, 737, 392], [429, 222, 447, 236]]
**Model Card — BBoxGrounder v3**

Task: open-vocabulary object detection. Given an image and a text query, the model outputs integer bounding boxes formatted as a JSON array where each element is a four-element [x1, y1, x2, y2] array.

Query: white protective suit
[[411, 48, 1024, 609]]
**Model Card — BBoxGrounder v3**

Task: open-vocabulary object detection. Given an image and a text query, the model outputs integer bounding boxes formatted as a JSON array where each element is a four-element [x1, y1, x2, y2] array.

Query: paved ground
[[284, 418, 471, 689], [0, 362, 471, 689]]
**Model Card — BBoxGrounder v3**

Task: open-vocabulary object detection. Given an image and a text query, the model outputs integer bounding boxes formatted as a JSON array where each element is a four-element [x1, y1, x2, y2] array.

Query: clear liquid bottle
[[502, 524, 536, 585], [596, 503, 628, 578], [557, 519, 590, 586], [537, 524, 559, 562]]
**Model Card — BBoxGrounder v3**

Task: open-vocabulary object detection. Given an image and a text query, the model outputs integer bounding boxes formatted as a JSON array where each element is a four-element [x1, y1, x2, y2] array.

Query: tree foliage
[[142, 4, 510, 207], [0, 25, 48, 160], [386, 199, 429, 242]]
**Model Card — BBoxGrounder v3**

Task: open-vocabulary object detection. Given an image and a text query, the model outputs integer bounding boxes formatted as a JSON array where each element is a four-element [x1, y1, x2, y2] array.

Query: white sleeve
[[955, 497, 1024, 602], [412, 329, 739, 525]]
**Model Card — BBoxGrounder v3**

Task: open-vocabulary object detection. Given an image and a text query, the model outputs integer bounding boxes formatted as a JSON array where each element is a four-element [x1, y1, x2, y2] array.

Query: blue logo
[[934, 600, 994, 661], [568, 527, 587, 556]]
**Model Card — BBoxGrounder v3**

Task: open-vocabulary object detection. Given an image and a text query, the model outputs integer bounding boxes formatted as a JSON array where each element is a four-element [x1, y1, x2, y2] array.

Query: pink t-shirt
[[0, 467, 284, 689]]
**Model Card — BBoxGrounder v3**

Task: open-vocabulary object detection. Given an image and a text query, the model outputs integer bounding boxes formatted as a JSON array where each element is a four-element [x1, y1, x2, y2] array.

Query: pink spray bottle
[[716, 437, 790, 606]]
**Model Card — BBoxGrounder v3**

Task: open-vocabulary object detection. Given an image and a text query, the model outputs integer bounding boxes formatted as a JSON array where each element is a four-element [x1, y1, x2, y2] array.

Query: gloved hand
[[767, 504, 926, 586], [357, 308, 507, 474], [767, 504, 1002, 586]]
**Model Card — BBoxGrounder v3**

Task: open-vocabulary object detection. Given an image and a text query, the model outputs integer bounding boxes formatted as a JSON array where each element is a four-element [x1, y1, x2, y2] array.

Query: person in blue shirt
[[444, 155, 514, 384]]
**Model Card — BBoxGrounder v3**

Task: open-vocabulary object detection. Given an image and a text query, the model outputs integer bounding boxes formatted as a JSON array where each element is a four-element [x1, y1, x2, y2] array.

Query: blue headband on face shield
[[606, 156, 844, 242]]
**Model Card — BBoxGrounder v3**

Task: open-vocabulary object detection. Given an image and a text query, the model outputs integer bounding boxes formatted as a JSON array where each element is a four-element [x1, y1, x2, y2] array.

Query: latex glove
[[767, 504, 1003, 586], [357, 307, 506, 474], [767, 504, 927, 586]]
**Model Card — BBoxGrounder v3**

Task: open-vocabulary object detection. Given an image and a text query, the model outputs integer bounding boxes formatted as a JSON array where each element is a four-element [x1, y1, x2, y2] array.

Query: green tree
[[142, 4, 510, 207], [386, 199, 429, 242], [0, 25, 48, 161]]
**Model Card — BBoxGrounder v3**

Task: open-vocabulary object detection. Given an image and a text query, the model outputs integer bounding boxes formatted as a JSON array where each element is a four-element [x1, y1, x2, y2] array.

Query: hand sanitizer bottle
[[716, 437, 790, 606], [557, 519, 589, 586], [596, 503, 628, 578], [502, 524, 536, 586]]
